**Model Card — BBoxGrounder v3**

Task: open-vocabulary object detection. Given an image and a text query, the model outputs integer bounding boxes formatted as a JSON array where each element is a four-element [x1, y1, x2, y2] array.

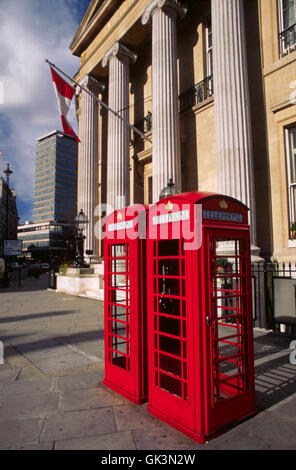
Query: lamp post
[[2, 163, 13, 287], [3, 163, 13, 242], [159, 178, 179, 200], [74, 209, 89, 268]]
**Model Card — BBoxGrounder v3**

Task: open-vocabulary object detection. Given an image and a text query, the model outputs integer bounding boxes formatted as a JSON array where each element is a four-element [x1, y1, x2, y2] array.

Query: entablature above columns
[[73, 0, 157, 83]]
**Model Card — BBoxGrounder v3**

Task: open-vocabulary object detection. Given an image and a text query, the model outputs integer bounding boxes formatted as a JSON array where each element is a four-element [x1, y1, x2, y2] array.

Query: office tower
[[33, 130, 78, 223]]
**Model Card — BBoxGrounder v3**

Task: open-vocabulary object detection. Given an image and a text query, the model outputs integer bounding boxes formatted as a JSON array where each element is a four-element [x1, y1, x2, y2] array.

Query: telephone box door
[[147, 238, 195, 431], [203, 229, 255, 434]]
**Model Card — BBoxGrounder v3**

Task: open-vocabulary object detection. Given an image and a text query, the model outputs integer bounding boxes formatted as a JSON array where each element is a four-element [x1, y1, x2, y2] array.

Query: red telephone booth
[[103, 204, 148, 404], [146, 192, 256, 443]]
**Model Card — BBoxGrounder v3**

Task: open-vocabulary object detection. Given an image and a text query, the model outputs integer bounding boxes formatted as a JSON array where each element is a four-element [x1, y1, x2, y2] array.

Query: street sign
[[4, 240, 22, 256]]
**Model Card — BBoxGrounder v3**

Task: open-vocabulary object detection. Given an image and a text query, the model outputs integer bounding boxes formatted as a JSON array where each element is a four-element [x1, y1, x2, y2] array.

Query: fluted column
[[142, 0, 186, 202], [102, 42, 137, 212], [212, 0, 258, 251], [78, 75, 104, 257]]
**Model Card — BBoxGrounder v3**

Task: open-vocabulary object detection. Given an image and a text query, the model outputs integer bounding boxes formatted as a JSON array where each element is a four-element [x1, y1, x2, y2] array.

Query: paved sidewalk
[[0, 274, 295, 450]]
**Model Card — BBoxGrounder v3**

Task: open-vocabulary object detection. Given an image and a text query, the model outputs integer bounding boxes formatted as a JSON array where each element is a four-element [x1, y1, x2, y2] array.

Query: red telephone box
[[146, 192, 256, 443], [103, 204, 148, 404]]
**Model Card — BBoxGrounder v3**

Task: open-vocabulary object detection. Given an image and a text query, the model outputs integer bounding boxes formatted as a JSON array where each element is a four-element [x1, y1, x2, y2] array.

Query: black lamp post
[[2, 163, 13, 287], [3, 163, 13, 242], [74, 209, 89, 268], [159, 178, 179, 200]]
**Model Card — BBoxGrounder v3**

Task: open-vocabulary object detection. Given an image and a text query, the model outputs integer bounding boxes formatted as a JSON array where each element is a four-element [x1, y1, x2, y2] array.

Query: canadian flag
[[50, 66, 80, 142]]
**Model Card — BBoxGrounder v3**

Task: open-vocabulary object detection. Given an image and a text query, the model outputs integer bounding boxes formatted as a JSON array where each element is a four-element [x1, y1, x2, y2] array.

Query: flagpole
[[45, 59, 151, 143]]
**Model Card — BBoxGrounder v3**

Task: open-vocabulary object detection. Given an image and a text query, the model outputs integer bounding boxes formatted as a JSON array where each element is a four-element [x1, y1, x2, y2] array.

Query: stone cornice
[[141, 0, 186, 25], [102, 41, 137, 68]]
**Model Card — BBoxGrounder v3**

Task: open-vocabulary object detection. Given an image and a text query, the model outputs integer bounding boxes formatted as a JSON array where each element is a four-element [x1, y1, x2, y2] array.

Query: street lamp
[[2, 163, 13, 287], [159, 178, 179, 200], [3, 163, 13, 241], [74, 209, 89, 268]]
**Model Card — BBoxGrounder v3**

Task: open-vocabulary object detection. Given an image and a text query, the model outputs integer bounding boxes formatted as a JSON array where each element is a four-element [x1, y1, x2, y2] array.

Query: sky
[[0, 0, 90, 224]]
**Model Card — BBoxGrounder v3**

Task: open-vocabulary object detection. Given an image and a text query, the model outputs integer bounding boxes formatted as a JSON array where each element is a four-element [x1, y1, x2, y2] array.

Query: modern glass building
[[33, 130, 78, 223]]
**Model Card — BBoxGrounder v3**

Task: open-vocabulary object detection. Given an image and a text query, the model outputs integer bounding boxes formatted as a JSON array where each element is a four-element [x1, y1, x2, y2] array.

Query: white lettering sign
[[152, 209, 190, 226], [108, 220, 133, 232], [4, 240, 22, 256]]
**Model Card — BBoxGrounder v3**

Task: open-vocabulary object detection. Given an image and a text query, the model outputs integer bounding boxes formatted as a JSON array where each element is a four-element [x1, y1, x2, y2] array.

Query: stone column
[[211, 0, 258, 252], [102, 42, 137, 212], [142, 0, 186, 202], [78, 75, 104, 258]]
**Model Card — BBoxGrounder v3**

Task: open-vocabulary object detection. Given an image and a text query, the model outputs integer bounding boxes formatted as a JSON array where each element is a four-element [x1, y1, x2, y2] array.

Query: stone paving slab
[[54, 371, 103, 392], [0, 391, 61, 420], [0, 367, 21, 384], [30, 352, 96, 375], [60, 385, 127, 412], [0, 376, 55, 397], [0, 417, 44, 449], [40, 407, 116, 443], [113, 403, 161, 432], [54, 431, 136, 450]]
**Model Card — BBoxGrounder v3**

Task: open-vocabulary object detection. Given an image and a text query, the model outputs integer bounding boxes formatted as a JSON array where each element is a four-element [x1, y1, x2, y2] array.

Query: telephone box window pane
[[158, 259, 179, 276], [158, 278, 180, 296], [112, 354, 127, 370], [158, 316, 181, 337], [112, 244, 127, 257], [159, 354, 182, 377], [158, 240, 179, 257], [159, 335, 181, 357], [158, 297, 181, 316], [159, 373, 182, 398], [111, 305, 126, 318]]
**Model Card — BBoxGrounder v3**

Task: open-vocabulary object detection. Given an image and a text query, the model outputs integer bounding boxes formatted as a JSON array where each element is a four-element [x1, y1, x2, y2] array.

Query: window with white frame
[[205, 23, 213, 96], [278, 0, 296, 56], [286, 126, 296, 237]]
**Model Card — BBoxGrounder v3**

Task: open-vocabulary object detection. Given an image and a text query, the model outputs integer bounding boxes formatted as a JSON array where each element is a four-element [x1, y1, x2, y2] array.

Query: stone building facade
[[70, 0, 296, 262]]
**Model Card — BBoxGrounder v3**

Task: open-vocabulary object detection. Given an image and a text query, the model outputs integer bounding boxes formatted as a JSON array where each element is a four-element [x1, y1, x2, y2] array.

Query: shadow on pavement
[[255, 354, 296, 411], [3, 329, 105, 359], [0, 274, 49, 293], [0, 310, 79, 324]]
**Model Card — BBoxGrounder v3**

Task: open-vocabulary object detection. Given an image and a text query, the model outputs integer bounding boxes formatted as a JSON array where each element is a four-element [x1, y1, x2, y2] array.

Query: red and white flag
[[50, 66, 80, 142]]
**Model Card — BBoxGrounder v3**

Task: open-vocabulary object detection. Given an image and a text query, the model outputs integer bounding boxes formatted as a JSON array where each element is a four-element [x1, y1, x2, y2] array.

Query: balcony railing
[[132, 111, 152, 141], [279, 22, 296, 57], [179, 75, 214, 113], [132, 77, 214, 139]]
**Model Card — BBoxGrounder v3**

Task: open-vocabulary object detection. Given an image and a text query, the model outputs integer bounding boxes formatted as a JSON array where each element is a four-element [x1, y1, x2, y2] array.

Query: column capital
[[141, 0, 186, 26], [102, 42, 137, 68], [77, 74, 105, 96]]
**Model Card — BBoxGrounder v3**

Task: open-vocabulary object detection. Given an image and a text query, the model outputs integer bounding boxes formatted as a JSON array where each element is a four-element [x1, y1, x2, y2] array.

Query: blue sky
[[0, 0, 90, 223]]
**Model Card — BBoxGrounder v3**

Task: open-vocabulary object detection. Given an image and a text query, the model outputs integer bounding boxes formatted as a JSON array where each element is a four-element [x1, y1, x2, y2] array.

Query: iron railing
[[252, 261, 296, 337], [179, 75, 214, 113], [132, 112, 152, 141], [279, 22, 296, 56]]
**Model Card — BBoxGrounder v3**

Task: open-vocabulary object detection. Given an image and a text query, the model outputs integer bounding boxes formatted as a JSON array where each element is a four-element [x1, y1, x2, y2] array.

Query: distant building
[[33, 130, 78, 224], [17, 220, 75, 262], [0, 177, 18, 256]]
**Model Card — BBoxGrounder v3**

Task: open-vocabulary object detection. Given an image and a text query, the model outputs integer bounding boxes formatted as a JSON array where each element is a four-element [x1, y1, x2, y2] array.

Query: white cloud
[[0, 0, 83, 221]]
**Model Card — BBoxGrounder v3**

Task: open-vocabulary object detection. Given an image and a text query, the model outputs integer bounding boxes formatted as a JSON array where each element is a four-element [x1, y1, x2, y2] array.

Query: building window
[[205, 23, 214, 96], [278, 0, 296, 56], [286, 126, 296, 237]]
